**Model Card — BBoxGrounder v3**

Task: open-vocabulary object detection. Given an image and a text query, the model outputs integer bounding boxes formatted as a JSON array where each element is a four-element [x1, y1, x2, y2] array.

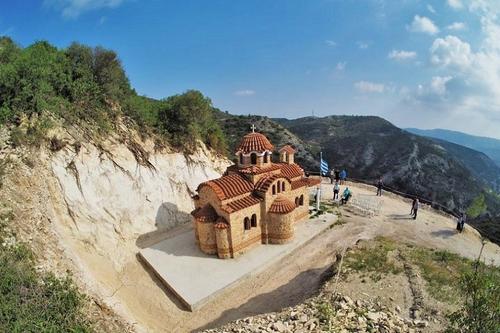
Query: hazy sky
[[2, 0, 500, 138]]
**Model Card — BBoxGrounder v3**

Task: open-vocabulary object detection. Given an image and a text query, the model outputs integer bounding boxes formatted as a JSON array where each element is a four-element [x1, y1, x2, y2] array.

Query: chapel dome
[[269, 195, 296, 214], [236, 132, 274, 154]]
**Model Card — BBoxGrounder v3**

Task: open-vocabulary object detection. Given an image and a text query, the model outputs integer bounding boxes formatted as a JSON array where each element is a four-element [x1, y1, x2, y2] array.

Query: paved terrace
[[139, 211, 336, 311]]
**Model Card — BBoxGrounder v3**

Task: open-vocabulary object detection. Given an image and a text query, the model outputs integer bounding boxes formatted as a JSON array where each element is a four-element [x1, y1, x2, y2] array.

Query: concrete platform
[[138, 213, 336, 311]]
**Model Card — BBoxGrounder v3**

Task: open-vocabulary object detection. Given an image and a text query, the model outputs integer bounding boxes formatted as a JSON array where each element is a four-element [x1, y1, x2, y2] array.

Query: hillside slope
[[429, 138, 500, 192], [275, 116, 498, 213], [215, 111, 318, 169], [406, 128, 500, 167]]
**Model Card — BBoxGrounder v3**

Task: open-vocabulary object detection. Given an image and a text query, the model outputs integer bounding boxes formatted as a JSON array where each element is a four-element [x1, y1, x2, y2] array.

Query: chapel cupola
[[235, 125, 274, 168], [279, 145, 295, 164]]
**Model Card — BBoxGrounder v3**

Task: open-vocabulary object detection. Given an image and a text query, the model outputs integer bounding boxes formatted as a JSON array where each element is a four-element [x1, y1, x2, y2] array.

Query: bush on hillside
[[0, 37, 227, 153], [0, 209, 93, 332], [446, 260, 500, 333]]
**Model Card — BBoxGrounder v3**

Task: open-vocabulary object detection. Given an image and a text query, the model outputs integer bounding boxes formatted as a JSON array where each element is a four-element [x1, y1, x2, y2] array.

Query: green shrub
[[0, 209, 93, 332], [446, 263, 500, 333]]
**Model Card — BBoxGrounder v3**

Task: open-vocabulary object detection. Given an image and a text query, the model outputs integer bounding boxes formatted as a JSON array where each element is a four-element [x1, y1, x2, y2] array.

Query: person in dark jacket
[[456, 212, 466, 233], [340, 169, 347, 184], [412, 198, 419, 220], [410, 197, 417, 215], [376, 178, 383, 196]]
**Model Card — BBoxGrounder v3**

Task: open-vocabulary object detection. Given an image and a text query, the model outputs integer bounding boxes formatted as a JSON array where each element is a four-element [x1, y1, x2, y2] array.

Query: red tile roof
[[255, 174, 281, 192], [191, 204, 218, 223], [214, 217, 230, 229], [269, 196, 296, 214], [239, 163, 281, 175], [307, 177, 321, 186], [221, 195, 262, 213], [198, 174, 254, 200], [236, 132, 274, 154], [278, 163, 304, 179], [291, 178, 308, 190], [279, 145, 296, 154]]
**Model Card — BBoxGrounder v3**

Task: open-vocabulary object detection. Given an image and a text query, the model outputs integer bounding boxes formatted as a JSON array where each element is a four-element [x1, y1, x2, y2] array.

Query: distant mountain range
[[216, 113, 500, 244], [405, 128, 500, 167]]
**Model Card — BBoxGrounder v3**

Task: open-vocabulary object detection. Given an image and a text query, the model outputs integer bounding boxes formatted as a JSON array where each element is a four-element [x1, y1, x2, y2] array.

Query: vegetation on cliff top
[[0, 37, 226, 153]]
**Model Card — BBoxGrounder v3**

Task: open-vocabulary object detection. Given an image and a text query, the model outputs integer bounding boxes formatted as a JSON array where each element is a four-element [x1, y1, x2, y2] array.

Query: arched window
[[272, 184, 276, 195], [281, 181, 285, 192], [250, 153, 257, 165], [299, 195, 304, 206], [277, 181, 281, 193], [244, 217, 251, 230], [239, 153, 244, 165], [295, 197, 299, 207], [285, 152, 289, 163], [251, 214, 257, 227], [264, 152, 269, 163]]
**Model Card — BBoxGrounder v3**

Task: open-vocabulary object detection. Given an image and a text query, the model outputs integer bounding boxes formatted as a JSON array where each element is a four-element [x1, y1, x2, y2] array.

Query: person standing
[[460, 212, 466, 233], [410, 197, 417, 215], [340, 169, 347, 185], [412, 198, 419, 220], [376, 178, 383, 196], [456, 214, 463, 232], [335, 170, 340, 183], [329, 169, 335, 184], [333, 181, 340, 201]]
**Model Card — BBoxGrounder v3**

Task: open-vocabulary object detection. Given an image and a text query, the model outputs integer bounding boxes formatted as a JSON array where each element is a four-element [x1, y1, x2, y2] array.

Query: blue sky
[[2, 0, 500, 138]]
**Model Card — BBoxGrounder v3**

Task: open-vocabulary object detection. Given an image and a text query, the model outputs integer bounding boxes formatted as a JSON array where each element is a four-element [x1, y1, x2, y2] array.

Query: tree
[[158, 90, 227, 152], [92, 46, 130, 103]]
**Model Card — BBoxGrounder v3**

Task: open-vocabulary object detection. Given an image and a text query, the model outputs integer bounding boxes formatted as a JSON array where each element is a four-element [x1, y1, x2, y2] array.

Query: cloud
[[325, 40, 337, 47], [447, 22, 466, 31], [408, 15, 439, 35], [354, 81, 385, 93], [336, 62, 346, 71], [427, 4, 436, 14], [356, 41, 370, 49], [447, 0, 463, 10], [234, 90, 255, 96], [430, 76, 453, 95], [430, 35, 473, 69], [44, 0, 125, 19], [388, 50, 417, 61], [403, 3, 500, 138]]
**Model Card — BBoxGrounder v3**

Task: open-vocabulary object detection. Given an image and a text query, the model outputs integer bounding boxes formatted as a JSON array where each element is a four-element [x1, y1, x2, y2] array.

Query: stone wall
[[197, 221, 217, 255], [215, 227, 231, 259], [267, 211, 294, 244], [228, 204, 262, 257]]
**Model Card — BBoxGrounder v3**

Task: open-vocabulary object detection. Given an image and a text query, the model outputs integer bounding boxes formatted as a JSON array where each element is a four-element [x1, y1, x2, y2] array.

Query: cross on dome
[[251, 124, 256, 133]]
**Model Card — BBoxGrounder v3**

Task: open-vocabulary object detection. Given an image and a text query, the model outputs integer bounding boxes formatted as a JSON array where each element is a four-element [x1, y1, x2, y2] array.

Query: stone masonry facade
[[191, 130, 320, 259]]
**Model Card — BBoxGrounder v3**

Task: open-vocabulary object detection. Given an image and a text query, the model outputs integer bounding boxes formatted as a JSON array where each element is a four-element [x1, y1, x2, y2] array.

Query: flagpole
[[317, 151, 322, 211]]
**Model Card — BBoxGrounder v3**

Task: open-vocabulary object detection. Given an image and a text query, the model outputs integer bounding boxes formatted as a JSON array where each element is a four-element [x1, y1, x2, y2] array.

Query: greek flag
[[320, 155, 329, 176]]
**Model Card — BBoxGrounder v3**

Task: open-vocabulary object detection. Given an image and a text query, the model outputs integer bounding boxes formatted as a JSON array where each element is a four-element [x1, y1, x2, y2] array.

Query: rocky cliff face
[[1, 126, 230, 331]]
